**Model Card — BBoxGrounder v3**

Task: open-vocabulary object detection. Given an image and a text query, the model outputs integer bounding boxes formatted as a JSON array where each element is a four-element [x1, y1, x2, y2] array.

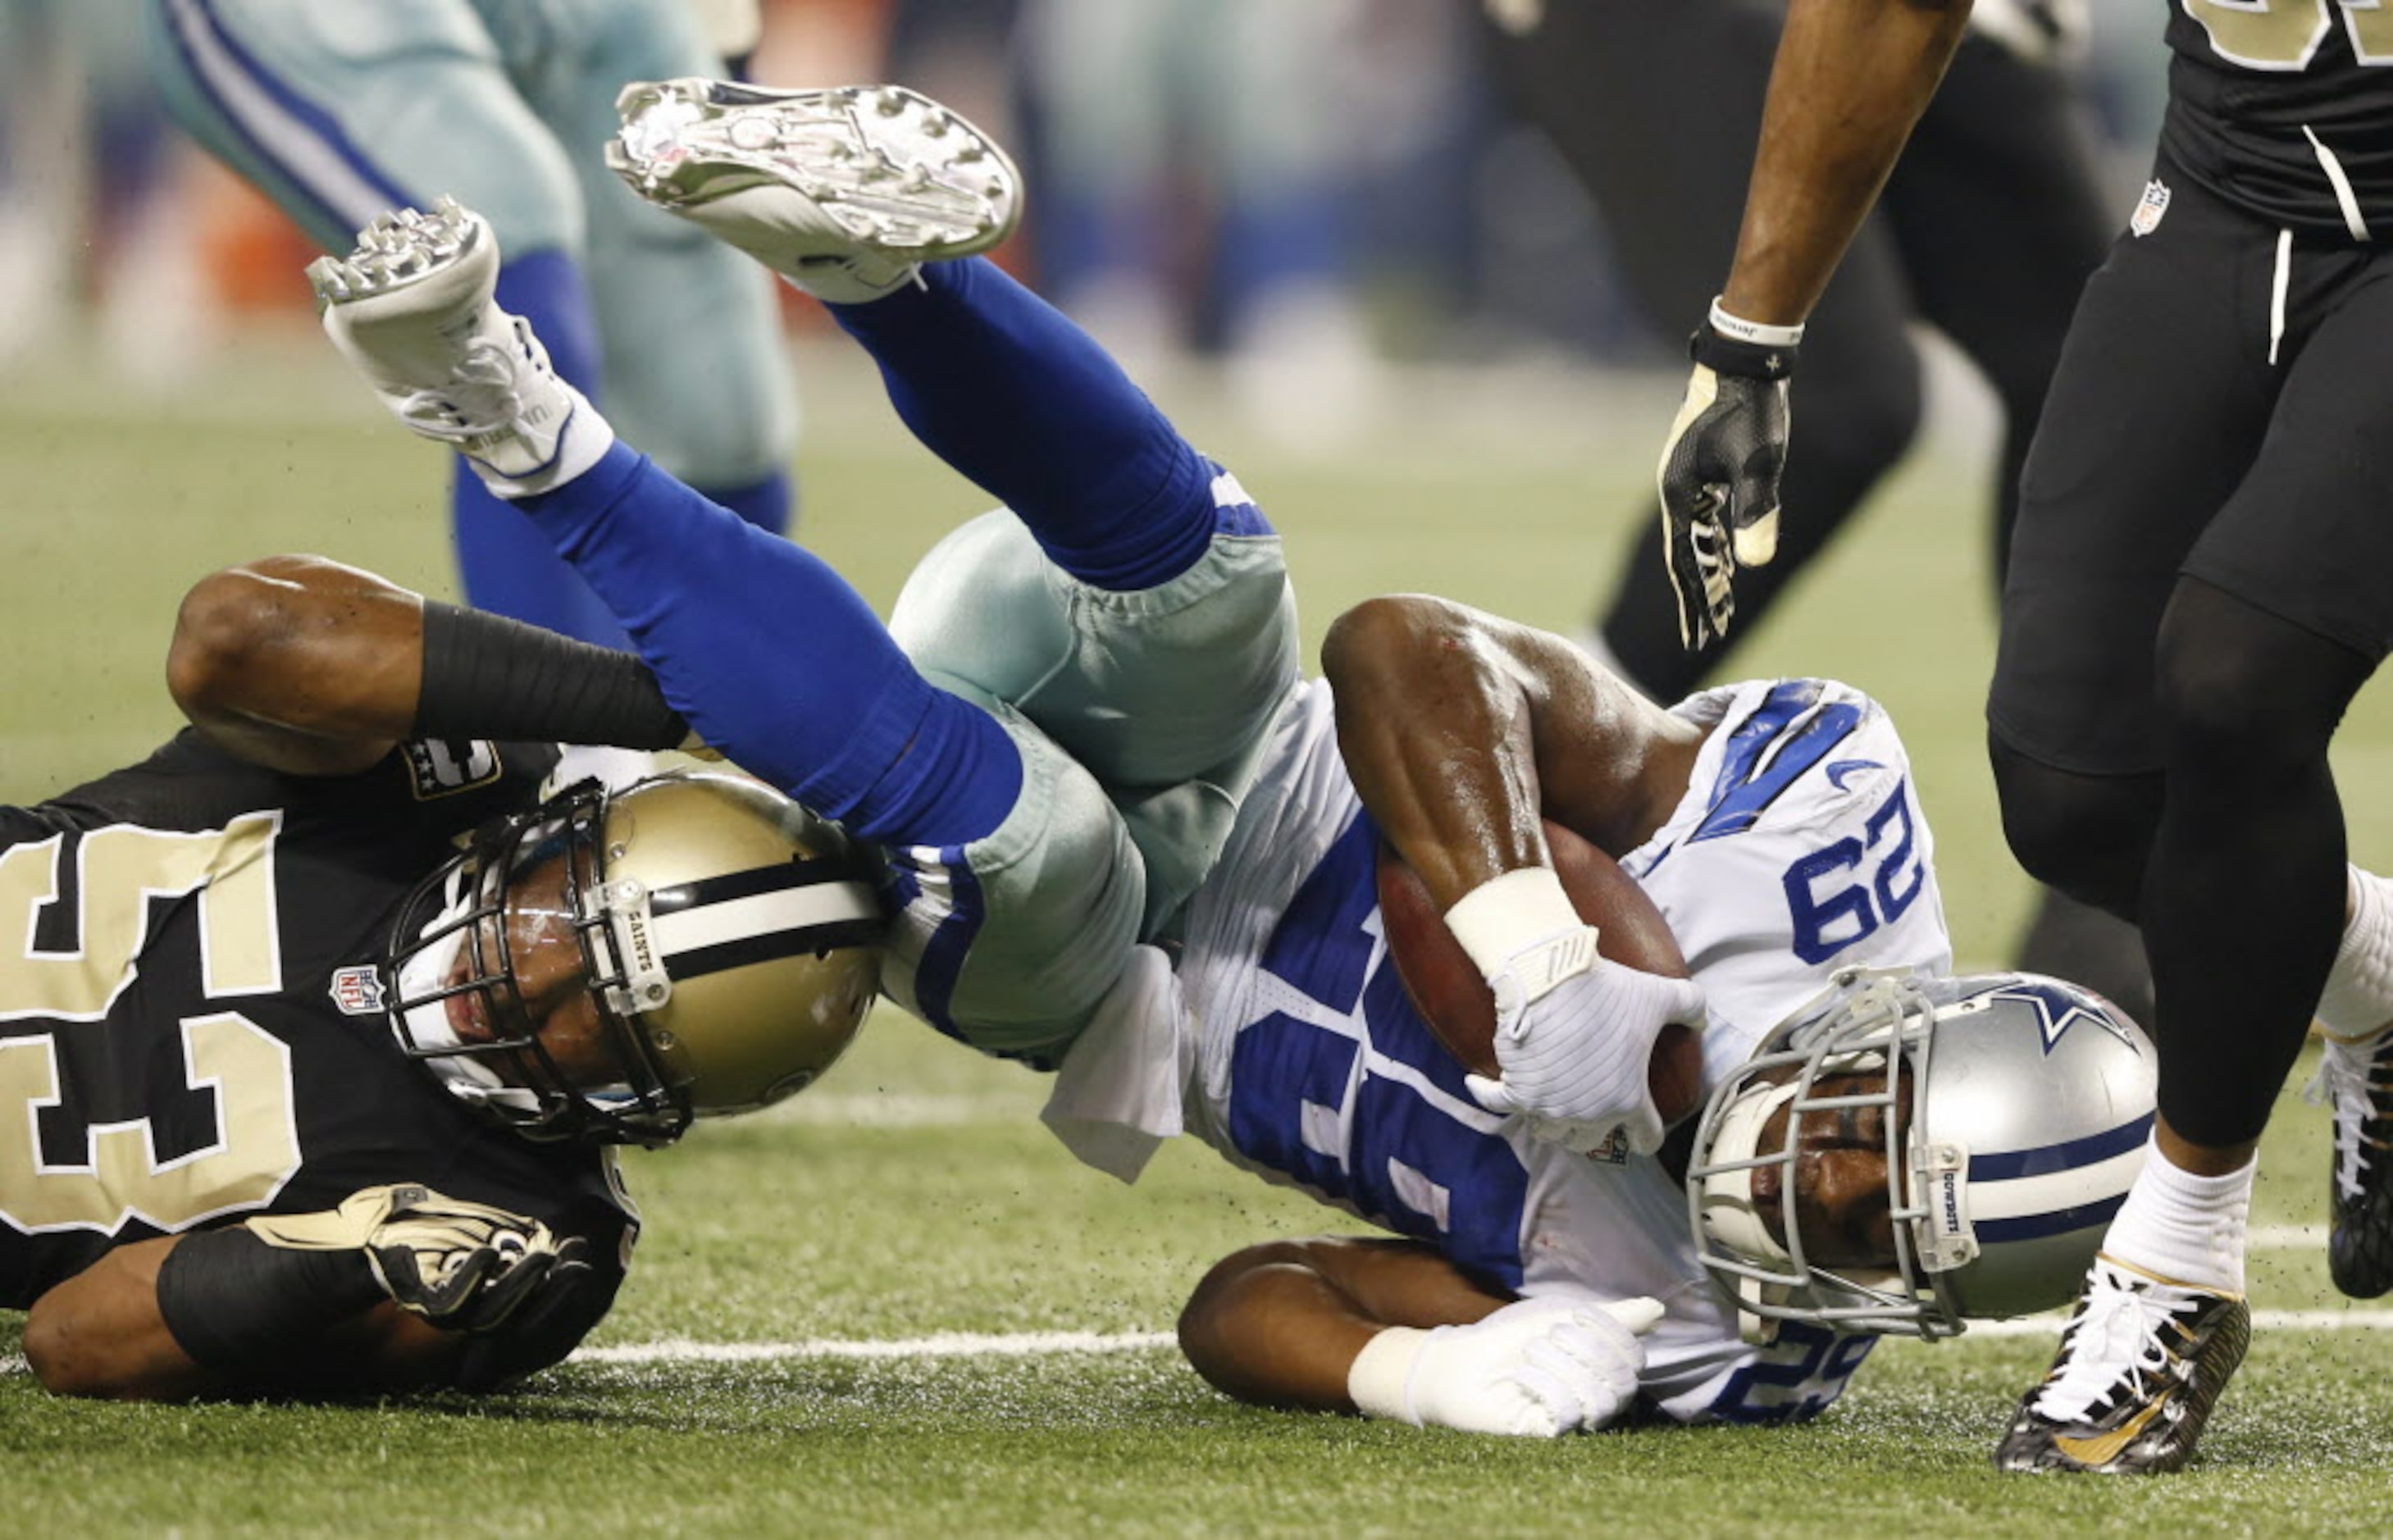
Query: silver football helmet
[[384, 770, 884, 1146], [1687, 967, 2155, 1339]]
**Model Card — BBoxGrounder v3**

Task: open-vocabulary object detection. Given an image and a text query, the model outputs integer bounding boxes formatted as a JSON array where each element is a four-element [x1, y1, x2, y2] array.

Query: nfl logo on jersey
[[2131, 179, 2172, 238], [330, 964, 386, 1016]]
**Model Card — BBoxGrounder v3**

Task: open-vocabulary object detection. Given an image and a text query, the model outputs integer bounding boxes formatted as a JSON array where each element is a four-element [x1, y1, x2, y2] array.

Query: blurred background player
[[5, 554, 878, 1401], [142, 0, 800, 645], [0, 1, 219, 382], [1475, 0, 2154, 1029]]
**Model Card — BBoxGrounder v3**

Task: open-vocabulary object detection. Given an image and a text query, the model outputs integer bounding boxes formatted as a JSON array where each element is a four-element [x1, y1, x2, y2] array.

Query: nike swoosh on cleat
[[2050, 1391, 2172, 1469]]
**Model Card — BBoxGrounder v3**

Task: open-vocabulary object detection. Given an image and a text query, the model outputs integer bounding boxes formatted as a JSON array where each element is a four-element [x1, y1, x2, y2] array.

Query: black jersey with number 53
[[2164, 0, 2393, 234], [0, 730, 636, 1377]]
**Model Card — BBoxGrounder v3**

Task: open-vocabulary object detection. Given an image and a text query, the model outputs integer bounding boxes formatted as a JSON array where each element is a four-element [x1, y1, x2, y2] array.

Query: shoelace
[[391, 333, 531, 446], [2030, 1264, 2194, 1423], [2304, 1032, 2392, 1203]]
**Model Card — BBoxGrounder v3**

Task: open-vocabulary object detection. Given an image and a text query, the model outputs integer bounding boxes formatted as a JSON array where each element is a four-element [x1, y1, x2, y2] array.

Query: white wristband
[[1708, 297, 1806, 349], [1445, 867, 1586, 980], [1347, 1326, 1430, 1424]]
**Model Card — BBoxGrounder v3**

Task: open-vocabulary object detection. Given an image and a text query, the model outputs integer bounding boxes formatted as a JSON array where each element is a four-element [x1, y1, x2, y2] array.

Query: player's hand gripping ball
[[1376, 821, 1703, 1129]]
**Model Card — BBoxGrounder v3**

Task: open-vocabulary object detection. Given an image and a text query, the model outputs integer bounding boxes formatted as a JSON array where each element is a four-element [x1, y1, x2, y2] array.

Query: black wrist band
[[414, 600, 689, 749], [1688, 324, 1798, 381], [156, 1227, 387, 1377]]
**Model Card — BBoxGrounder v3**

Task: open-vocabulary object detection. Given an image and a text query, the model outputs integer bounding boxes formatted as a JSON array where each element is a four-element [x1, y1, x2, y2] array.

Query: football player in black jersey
[[1645, 0, 2393, 1475], [3, 555, 881, 1399], [1474, 0, 2152, 1036]]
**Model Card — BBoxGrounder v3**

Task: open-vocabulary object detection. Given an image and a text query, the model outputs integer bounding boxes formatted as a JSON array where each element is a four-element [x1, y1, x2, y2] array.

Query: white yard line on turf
[[574, 1330, 1178, 1365], [6, 1312, 2391, 1380]]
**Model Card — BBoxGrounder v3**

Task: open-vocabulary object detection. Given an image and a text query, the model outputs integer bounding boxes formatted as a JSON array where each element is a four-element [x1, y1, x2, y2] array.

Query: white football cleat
[[309, 197, 611, 498], [607, 80, 1022, 303]]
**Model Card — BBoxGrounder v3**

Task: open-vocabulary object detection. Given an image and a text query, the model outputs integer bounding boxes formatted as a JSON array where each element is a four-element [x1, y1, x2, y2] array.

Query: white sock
[[2318, 865, 2393, 1041], [2099, 1132, 2252, 1295]]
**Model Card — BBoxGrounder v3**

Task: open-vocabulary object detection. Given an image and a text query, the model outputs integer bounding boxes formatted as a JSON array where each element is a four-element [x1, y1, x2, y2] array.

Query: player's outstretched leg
[[607, 80, 1020, 303], [613, 81, 1227, 597], [308, 198, 615, 498], [1991, 1252, 2249, 1475], [310, 198, 1023, 852]]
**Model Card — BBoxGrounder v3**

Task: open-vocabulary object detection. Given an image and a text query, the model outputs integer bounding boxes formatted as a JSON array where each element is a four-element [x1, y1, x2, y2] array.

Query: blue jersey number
[[1783, 779, 1924, 964], [1224, 817, 1534, 1288], [1707, 1321, 1876, 1424]]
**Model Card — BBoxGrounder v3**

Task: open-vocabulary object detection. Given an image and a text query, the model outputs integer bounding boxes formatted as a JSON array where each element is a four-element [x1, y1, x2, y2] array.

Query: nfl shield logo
[[330, 964, 386, 1016], [2131, 179, 2171, 237]]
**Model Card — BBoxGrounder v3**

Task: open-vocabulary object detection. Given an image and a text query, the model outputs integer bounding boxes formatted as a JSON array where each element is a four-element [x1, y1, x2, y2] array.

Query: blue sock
[[454, 252, 627, 645], [517, 443, 1020, 849], [829, 258, 1227, 590]]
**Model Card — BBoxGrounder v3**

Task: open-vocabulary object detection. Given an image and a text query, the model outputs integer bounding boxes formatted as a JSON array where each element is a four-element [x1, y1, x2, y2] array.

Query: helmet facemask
[[384, 774, 883, 1147], [1687, 966, 2155, 1342], [1688, 969, 1958, 1341]]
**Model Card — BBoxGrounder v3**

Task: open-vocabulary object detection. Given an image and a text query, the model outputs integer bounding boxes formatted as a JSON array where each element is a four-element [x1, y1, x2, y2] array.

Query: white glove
[[1463, 932, 1709, 1155], [1347, 1296, 1666, 1437]]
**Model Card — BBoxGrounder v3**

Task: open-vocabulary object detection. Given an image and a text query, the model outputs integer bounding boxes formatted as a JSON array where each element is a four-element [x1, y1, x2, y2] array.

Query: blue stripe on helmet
[[1972, 1193, 2130, 1245], [1967, 1111, 2154, 1182]]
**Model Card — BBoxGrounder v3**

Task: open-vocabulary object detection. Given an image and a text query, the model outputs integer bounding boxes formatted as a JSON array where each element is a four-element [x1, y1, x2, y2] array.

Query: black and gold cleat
[[2311, 1027, 2393, 1298], [1994, 1255, 2249, 1475]]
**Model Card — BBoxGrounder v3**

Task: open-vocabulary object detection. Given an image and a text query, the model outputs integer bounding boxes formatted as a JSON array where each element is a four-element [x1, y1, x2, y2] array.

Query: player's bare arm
[[170, 554, 693, 777], [20, 1234, 463, 1401], [167, 554, 429, 776], [1718, 0, 1975, 327], [1320, 594, 1702, 904], [1177, 1237, 1511, 1413], [1321, 595, 1708, 1155], [1180, 1232, 1661, 1437], [20, 1182, 586, 1401]]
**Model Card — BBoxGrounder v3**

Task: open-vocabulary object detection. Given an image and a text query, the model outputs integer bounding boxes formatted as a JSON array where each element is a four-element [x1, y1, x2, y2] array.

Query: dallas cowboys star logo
[[1960, 977, 2132, 1056]]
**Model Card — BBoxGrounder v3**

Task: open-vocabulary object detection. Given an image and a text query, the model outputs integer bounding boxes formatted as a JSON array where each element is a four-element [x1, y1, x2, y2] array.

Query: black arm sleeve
[[154, 1227, 386, 1382], [414, 601, 689, 750]]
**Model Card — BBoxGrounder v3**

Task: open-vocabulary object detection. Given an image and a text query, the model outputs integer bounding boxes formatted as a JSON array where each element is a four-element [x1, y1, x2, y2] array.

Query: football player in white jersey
[[293, 81, 2154, 1433]]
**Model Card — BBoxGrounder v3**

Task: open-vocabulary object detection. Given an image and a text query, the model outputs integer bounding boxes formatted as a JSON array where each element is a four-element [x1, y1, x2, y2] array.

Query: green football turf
[[5, 332, 2392, 1536]]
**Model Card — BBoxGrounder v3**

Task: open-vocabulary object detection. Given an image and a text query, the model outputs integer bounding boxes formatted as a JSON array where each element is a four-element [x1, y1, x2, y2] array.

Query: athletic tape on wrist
[[1707, 298, 1805, 348], [1444, 867, 1588, 982], [1346, 1325, 1431, 1424]]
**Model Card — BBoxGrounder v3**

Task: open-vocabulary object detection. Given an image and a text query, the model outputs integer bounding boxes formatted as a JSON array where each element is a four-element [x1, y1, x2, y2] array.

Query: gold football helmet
[[385, 770, 883, 1145]]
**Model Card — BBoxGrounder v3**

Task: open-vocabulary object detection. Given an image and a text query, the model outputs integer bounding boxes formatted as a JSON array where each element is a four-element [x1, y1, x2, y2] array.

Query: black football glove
[[1655, 320, 1798, 651], [247, 1182, 590, 1333]]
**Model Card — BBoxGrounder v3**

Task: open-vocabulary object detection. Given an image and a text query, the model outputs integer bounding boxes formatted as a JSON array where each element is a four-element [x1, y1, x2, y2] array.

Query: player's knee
[[1990, 733, 2154, 915], [2154, 581, 2362, 776]]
